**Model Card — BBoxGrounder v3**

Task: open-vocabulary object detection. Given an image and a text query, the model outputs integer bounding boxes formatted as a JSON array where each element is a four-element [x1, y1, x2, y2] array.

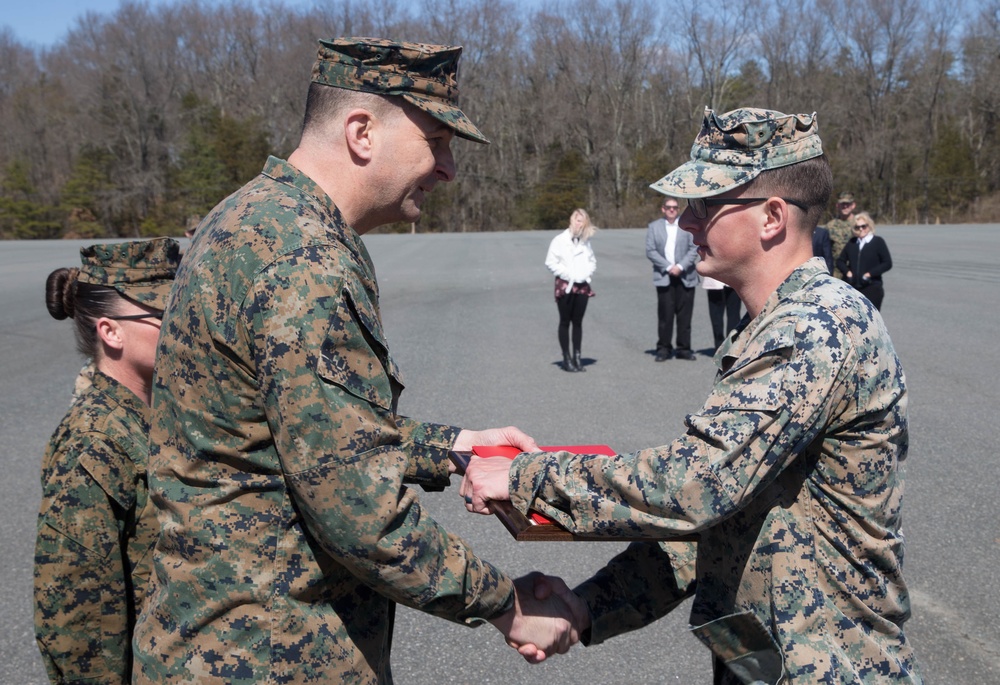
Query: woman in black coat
[[836, 211, 892, 310]]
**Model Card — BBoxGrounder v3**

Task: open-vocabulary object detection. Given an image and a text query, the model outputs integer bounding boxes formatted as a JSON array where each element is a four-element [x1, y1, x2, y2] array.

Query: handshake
[[453, 426, 590, 663], [487, 572, 591, 664]]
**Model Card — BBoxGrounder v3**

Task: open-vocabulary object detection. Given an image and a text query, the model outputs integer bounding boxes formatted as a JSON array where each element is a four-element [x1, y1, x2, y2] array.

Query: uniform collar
[[260, 155, 378, 294], [717, 257, 828, 369], [89, 368, 149, 418]]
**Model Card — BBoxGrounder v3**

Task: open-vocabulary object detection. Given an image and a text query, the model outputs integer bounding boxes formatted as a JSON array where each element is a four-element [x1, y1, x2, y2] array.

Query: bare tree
[[677, 0, 760, 111]]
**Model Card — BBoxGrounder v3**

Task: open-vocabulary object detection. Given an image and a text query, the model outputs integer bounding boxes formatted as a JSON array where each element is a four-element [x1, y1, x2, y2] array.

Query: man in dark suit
[[646, 198, 700, 360], [812, 224, 833, 273]]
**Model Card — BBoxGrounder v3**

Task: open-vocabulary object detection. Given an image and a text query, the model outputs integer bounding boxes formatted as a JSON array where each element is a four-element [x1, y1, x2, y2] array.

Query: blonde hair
[[855, 211, 876, 234], [569, 208, 597, 242]]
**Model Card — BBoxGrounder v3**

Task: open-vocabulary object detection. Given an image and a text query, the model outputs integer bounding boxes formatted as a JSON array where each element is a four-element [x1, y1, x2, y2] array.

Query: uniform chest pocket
[[707, 321, 797, 416], [318, 287, 402, 412]]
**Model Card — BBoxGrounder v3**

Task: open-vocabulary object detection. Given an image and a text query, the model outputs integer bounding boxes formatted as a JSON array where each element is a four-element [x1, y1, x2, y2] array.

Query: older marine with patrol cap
[[134, 37, 579, 684], [462, 107, 922, 683]]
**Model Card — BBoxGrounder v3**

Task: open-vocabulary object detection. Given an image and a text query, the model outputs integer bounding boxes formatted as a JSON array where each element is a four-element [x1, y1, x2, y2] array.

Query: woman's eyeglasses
[[107, 312, 163, 321], [853, 223, 870, 230], [687, 197, 807, 220]]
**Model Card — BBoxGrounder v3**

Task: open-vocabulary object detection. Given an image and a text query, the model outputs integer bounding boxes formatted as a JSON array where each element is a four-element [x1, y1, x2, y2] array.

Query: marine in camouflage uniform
[[466, 109, 921, 683], [35, 239, 180, 684], [825, 192, 857, 279], [134, 39, 549, 684]]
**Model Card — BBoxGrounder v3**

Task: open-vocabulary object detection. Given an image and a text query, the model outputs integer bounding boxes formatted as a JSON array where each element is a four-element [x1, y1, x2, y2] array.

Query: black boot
[[573, 350, 585, 372], [562, 353, 577, 372]]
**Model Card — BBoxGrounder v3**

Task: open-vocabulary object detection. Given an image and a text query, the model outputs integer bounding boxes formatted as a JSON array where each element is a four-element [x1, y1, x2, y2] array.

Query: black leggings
[[556, 293, 589, 354]]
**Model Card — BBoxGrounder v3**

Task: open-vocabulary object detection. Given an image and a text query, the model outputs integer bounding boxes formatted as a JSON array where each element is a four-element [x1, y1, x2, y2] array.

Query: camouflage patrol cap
[[311, 37, 489, 145], [837, 191, 855, 203], [651, 107, 824, 198], [77, 238, 180, 309]]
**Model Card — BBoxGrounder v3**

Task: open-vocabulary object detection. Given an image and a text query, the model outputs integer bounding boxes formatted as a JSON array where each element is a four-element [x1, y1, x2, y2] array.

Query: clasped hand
[[489, 572, 590, 663], [454, 429, 590, 661]]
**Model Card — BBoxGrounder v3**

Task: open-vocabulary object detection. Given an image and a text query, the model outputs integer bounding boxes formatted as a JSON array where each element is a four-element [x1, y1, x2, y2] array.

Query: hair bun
[[45, 267, 80, 320]]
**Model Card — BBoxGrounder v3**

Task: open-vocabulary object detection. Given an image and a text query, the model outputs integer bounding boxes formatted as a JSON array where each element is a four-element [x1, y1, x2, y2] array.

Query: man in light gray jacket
[[646, 198, 700, 360]]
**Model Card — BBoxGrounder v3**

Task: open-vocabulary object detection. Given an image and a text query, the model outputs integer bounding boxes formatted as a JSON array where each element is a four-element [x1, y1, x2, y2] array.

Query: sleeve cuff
[[396, 418, 461, 491]]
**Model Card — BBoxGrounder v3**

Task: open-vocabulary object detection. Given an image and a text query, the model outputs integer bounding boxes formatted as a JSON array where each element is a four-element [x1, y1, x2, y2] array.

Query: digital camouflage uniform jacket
[[825, 218, 854, 279], [35, 369, 157, 684], [511, 259, 921, 684], [134, 156, 513, 684]]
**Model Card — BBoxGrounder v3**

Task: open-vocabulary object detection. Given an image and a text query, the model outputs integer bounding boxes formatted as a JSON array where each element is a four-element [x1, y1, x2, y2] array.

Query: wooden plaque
[[450, 449, 697, 542]]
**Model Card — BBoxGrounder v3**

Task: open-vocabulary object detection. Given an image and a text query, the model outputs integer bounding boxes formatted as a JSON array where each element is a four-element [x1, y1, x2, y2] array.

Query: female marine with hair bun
[[34, 239, 179, 684]]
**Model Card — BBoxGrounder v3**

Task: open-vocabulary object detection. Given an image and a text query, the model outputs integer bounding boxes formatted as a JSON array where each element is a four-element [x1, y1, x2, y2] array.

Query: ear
[[95, 317, 126, 352], [759, 197, 791, 242], [344, 109, 376, 162]]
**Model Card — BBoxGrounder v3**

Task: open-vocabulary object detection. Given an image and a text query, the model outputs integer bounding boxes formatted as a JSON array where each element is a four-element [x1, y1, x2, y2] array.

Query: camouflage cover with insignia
[[311, 37, 488, 145], [34, 370, 157, 684], [134, 156, 513, 684], [509, 259, 921, 683], [651, 108, 824, 198]]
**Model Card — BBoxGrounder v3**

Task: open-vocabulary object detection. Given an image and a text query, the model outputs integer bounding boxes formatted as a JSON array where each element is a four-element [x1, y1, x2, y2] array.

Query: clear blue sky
[[4, 0, 523, 48], [3, 0, 228, 47]]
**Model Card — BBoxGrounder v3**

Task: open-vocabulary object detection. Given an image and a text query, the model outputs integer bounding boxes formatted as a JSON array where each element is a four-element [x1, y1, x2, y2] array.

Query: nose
[[678, 206, 699, 233], [436, 142, 456, 183]]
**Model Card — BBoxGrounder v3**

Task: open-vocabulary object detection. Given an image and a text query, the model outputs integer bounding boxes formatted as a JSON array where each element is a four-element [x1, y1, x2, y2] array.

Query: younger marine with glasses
[[462, 108, 920, 683], [34, 239, 180, 683]]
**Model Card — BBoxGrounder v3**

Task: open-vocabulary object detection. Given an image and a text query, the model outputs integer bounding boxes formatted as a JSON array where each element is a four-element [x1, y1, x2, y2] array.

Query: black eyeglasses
[[688, 197, 808, 220], [107, 312, 163, 321], [663, 205, 680, 211], [853, 223, 869, 230]]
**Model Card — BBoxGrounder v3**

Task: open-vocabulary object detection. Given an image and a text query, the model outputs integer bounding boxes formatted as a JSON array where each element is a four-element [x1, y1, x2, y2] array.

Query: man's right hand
[[460, 455, 516, 514], [488, 572, 590, 663]]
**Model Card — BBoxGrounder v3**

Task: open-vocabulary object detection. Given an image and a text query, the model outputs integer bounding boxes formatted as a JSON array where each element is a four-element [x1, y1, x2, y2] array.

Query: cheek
[[138, 329, 161, 366]]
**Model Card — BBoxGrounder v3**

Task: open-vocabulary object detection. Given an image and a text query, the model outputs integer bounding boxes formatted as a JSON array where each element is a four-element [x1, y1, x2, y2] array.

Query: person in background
[[462, 107, 920, 683], [35, 238, 180, 684], [701, 275, 742, 351], [825, 191, 856, 278], [545, 208, 597, 372], [646, 197, 699, 361], [134, 37, 578, 684], [837, 210, 892, 310], [813, 223, 834, 273]]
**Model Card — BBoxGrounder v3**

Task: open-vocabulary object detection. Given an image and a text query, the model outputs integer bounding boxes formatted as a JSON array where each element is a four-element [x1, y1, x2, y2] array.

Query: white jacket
[[545, 229, 596, 291]]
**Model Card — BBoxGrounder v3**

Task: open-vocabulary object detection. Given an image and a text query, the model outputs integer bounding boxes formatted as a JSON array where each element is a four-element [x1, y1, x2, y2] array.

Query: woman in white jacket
[[545, 208, 597, 372]]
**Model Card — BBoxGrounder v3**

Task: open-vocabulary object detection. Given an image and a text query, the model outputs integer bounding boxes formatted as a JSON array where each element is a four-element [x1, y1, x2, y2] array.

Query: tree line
[[1, 0, 997, 239]]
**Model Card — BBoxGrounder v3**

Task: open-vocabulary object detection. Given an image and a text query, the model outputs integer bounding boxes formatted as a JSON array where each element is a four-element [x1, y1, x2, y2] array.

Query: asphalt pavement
[[2, 226, 998, 683]]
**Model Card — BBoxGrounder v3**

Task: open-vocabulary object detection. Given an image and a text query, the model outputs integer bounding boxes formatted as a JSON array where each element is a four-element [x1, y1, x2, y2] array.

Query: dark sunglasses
[[688, 197, 807, 220], [107, 312, 163, 321], [663, 205, 680, 211], [853, 223, 870, 230]]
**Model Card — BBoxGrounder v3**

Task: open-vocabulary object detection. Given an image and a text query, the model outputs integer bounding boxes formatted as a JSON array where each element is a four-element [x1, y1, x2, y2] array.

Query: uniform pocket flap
[[691, 611, 785, 684], [318, 287, 400, 411]]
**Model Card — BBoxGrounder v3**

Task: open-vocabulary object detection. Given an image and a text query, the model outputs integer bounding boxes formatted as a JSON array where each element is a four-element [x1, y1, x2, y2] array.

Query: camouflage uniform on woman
[[34, 239, 179, 684], [134, 40, 513, 684], [505, 109, 922, 683]]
